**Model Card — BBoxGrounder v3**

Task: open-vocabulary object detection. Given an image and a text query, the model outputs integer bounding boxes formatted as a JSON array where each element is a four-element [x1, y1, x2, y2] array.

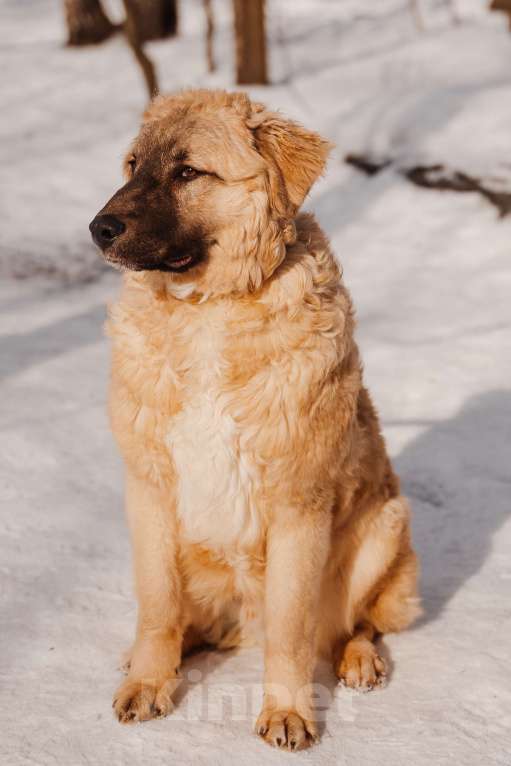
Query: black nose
[[89, 214, 126, 250]]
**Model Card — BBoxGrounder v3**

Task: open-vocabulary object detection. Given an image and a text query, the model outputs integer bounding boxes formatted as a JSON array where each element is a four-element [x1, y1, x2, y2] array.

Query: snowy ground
[[1, 1, 510, 764]]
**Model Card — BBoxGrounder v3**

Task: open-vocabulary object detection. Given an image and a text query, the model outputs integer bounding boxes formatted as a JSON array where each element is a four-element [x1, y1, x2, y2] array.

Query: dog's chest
[[165, 316, 261, 552]]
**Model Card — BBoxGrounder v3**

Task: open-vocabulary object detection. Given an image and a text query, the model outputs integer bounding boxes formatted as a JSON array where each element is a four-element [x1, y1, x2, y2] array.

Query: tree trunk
[[131, 0, 178, 42], [233, 0, 268, 85], [64, 0, 117, 46], [490, 0, 511, 29]]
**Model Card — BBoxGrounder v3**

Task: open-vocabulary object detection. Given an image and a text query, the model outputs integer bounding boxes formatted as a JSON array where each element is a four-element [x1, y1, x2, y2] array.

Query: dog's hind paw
[[337, 642, 387, 692]]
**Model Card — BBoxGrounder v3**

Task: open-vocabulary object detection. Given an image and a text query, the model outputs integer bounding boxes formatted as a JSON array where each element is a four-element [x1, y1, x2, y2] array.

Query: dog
[[90, 89, 420, 751]]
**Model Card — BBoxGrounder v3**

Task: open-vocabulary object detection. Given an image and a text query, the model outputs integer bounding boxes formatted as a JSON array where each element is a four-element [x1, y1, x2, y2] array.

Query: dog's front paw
[[256, 709, 318, 751], [113, 676, 180, 724]]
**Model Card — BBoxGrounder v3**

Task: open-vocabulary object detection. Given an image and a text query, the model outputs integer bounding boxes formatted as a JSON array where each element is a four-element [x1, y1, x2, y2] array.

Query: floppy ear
[[248, 109, 332, 214]]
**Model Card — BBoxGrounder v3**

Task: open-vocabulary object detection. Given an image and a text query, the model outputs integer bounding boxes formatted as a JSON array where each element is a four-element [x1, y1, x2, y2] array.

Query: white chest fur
[[166, 313, 261, 553]]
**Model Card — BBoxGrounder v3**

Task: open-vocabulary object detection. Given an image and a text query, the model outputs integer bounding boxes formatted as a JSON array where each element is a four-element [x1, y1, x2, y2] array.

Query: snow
[[1, 1, 510, 764]]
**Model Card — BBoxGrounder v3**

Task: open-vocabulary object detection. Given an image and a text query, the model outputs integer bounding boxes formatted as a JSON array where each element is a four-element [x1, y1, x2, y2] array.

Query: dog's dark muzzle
[[89, 214, 126, 251]]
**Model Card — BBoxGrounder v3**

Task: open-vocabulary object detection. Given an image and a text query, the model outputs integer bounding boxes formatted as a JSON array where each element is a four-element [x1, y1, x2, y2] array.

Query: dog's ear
[[248, 107, 332, 214]]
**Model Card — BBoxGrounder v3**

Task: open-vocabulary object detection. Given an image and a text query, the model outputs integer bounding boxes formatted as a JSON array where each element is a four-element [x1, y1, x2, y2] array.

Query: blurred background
[[2, 0, 511, 281], [1, 3, 510, 765]]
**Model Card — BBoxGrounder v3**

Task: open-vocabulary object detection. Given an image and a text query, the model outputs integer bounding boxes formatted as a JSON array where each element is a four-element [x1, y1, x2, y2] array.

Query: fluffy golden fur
[[91, 89, 421, 751]]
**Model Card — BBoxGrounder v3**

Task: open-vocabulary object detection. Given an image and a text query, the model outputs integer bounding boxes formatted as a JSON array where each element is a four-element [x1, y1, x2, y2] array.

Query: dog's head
[[90, 89, 331, 297]]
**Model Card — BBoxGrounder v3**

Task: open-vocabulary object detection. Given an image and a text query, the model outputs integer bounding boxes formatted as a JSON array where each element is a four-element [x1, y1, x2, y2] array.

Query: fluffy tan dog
[[90, 89, 420, 751]]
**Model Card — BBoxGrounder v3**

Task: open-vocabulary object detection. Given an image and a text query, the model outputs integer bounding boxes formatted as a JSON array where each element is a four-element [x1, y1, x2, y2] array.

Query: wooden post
[[233, 0, 268, 85]]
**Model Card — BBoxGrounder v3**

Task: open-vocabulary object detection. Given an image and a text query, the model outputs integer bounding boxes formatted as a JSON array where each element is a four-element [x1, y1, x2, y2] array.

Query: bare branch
[[122, 0, 159, 100], [346, 154, 511, 218], [204, 0, 216, 73]]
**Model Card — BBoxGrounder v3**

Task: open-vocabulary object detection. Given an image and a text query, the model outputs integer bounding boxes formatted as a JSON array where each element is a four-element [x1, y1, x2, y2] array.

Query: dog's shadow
[[394, 389, 511, 627]]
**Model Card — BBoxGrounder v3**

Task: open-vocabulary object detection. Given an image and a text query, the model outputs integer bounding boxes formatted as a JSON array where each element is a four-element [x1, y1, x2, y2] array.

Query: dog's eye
[[179, 166, 198, 180], [127, 156, 136, 173]]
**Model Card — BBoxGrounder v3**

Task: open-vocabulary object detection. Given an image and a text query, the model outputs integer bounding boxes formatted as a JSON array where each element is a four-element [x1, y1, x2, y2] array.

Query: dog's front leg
[[256, 505, 331, 750], [113, 471, 183, 724]]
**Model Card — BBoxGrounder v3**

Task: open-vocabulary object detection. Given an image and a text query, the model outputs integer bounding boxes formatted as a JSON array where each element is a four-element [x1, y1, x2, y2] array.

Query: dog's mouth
[[161, 252, 199, 272], [103, 248, 203, 274]]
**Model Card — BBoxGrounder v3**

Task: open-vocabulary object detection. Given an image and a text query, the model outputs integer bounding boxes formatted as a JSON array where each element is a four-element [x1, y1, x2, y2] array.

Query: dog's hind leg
[[334, 546, 421, 690], [331, 496, 421, 690], [366, 546, 422, 635]]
